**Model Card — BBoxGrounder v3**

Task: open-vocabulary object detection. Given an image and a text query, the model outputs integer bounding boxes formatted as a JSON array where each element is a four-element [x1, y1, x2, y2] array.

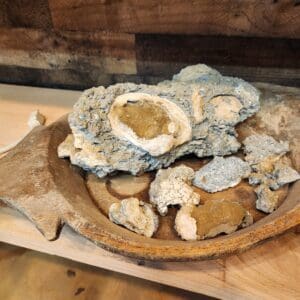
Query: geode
[[59, 64, 260, 177]]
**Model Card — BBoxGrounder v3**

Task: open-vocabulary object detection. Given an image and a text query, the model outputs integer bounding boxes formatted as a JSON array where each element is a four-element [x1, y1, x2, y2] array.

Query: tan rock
[[149, 165, 200, 216], [175, 199, 253, 240], [210, 96, 243, 124], [255, 184, 279, 213], [109, 197, 159, 237]]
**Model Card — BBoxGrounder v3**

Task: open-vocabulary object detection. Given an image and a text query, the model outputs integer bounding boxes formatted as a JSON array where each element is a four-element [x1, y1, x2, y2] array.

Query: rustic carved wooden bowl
[[0, 112, 299, 261]]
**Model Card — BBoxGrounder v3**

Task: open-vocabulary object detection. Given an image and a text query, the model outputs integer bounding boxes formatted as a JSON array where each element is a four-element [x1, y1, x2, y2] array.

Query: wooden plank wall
[[0, 0, 300, 89]]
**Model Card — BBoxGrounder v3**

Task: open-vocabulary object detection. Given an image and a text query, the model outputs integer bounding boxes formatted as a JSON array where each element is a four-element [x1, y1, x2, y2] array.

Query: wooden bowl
[[0, 115, 299, 261]]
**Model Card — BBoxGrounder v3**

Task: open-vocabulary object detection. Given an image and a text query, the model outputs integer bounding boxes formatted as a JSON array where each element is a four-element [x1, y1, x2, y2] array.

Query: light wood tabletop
[[0, 83, 299, 300]]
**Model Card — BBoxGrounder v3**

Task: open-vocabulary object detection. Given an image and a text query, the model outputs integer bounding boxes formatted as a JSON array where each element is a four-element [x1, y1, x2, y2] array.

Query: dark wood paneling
[[135, 34, 300, 87], [0, 28, 135, 58], [136, 34, 300, 76], [0, 28, 136, 75], [1, 64, 299, 90], [0, 0, 52, 29], [49, 0, 300, 38]]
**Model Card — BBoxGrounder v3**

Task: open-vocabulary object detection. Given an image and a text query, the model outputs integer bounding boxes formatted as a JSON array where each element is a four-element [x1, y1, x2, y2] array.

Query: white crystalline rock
[[193, 156, 251, 193], [174, 204, 197, 241], [108, 197, 159, 237], [149, 165, 200, 216], [60, 64, 260, 178], [243, 134, 289, 166]]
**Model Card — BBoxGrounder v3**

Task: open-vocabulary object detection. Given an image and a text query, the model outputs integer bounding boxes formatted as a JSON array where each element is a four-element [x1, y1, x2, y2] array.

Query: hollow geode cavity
[[58, 64, 260, 177]]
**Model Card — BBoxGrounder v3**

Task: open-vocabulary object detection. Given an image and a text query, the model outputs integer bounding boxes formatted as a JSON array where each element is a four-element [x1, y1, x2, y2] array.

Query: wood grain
[[48, 0, 300, 38], [136, 34, 300, 71], [0, 0, 52, 28], [136, 34, 300, 87], [0, 243, 207, 300], [1, 27, 300, 88], [0, 207, 299, 299], [0, 83, 299, 299], [0, 28, 136, 74]]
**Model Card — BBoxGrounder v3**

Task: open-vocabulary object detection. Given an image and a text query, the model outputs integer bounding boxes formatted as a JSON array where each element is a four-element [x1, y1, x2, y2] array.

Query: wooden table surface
[[0, 83, 299, 300]]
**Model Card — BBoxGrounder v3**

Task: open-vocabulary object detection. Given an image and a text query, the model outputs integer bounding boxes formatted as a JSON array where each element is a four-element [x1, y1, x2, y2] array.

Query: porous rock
[[255, 185, 279, 213], [109, 197, 159, 237], [60, 64, 260, 177], [149, 165, 200, 216], [243, 134, 299, 213], [271, 161, 300, 188], [175, 199, 253, 241], [243, 134, 289, 166], [193, 156, 251, 192]]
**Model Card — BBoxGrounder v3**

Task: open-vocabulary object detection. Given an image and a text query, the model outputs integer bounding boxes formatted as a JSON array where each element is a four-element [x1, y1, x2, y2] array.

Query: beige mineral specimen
[[108, 92, 192, 156], [193, 156, 251, 192], [174, 204, 198, 240], [60, 64, 260, 177], [149, 165, 200, 216], [249, 158, 300, 190], [243, 134, 299, 213], [255, 184, 279, 213], [243, 134, 289, 166], [109, 197, 159, 237], [191, 90, 205, 124], [210, 96, 243, 124], [175, 200, 253, 240], [271, 161, 300, 188], [58, 133, 108, 169]]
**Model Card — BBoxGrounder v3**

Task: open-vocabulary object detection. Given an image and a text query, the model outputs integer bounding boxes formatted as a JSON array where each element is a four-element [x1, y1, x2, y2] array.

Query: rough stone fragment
[[149, 165, 200, 216], [191, 90, 205, 124], [249, 157, 300, 189], [243, 136, 293, 189], [193, 156, 251, 192], [209, 96, 243, 125], [174, 204, 198, 241], [243, 134, 299, 213], [271, 161, 300, 188], [60, 64, 260, 177], [243, 134, 289, 166], [175, 200, 253, 241], [255, 184, 279, 213], [108, 197, 159, 237]]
